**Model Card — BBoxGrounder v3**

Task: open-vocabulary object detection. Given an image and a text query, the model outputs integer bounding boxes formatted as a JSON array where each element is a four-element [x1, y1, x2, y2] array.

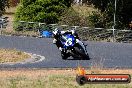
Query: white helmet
[[71, 29, 75, 34]]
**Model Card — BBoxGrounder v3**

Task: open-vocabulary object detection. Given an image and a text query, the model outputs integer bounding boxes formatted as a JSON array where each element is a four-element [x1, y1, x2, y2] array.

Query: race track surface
[[0, 35, 132, 68]]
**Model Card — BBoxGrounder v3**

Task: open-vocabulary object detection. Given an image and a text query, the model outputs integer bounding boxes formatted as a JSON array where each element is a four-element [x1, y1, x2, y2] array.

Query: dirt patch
[[0, 48, 31, 63]]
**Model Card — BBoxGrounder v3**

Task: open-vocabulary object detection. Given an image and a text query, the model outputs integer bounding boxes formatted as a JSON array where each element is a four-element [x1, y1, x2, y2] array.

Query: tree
[[15, 0, 71, 24], [118, 0, 132, 27], [0, 0, 9, 16], [9, 0, 20, 7], [87, 0, 132, 28]]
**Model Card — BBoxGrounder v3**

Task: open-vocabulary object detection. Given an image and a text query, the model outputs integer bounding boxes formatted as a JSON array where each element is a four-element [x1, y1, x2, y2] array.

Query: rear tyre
[[61, 52, 69, 60]]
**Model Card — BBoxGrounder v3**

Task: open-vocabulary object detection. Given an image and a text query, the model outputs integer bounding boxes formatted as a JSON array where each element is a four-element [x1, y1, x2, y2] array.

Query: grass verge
[[0, 69, 131, 88], [0, 48, 31, 63]]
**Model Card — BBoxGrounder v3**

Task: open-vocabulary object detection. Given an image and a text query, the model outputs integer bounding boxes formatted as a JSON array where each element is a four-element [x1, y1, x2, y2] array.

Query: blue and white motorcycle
[[53, 28, 90, 60]]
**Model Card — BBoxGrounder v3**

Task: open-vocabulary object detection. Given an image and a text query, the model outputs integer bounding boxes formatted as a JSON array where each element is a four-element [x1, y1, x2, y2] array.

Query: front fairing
[[60, 34, 76, 48]]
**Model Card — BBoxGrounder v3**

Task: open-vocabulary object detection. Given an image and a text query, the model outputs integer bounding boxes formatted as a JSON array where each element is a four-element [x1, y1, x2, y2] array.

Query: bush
[[59, 5, 104, 28], [88, 0, 132, 29], [87, 11, 104, 28], [0, 0, 9, 16], [14, 0, 70, 31], [59, 7, 93, 27]]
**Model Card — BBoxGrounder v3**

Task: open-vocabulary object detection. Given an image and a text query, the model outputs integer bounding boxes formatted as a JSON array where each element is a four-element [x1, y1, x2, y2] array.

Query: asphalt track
[[0, 35, 132, 68]]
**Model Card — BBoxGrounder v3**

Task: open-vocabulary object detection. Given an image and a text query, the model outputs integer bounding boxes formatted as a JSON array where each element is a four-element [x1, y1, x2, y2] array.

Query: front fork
[[75, 39, 88, 55], [63, 39, 88, 57]]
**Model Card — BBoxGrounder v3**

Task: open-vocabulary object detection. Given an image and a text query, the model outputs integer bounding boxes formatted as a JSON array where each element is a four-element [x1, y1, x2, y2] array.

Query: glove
[[53, 39, 57, 44]]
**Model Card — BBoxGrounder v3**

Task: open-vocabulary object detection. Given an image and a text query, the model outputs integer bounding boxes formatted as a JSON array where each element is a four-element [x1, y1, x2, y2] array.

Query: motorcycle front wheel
[[74, 45, 90, 60]]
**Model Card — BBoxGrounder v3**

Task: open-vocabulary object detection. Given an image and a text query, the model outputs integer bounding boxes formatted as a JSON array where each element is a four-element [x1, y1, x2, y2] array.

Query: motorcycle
[[53, 31, 90, 60]]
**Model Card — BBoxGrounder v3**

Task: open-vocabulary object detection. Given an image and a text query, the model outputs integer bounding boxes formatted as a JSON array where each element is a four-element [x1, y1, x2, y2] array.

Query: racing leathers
[[53, 28, 79, 52]]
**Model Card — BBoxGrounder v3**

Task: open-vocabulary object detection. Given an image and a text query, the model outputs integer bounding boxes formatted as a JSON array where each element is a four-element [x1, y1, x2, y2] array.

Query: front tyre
[[74, 45, 90, 60]]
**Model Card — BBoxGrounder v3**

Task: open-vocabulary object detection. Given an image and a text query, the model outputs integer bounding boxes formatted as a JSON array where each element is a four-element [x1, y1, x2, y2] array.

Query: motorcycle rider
[[53, 27, 90, 60], [52, 28, 79, 52]]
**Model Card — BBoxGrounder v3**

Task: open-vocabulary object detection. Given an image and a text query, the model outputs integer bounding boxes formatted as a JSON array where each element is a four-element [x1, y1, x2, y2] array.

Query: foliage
[[59, 7, 88, 27], [0, 0, 9, 16], [117, 0, 132, 28], [88, 11, 104, 28], [14, 0, 70, 25], [88, 0, 109, 12], [8, 0, 20, 7], [88, 0, 132, 29], [59, 5, 101, 27]]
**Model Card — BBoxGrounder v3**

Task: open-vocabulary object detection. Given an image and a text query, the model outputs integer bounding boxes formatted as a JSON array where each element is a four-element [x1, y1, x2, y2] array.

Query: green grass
[[0, 74, 131, 88]]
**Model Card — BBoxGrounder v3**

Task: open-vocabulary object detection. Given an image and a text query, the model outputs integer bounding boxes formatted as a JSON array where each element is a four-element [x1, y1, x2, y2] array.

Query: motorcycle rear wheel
[[61, 52, 69, 60]]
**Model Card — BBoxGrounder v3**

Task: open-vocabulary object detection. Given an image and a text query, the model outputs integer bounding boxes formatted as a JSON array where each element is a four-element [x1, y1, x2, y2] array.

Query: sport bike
[[55, 32, 90, 60]]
